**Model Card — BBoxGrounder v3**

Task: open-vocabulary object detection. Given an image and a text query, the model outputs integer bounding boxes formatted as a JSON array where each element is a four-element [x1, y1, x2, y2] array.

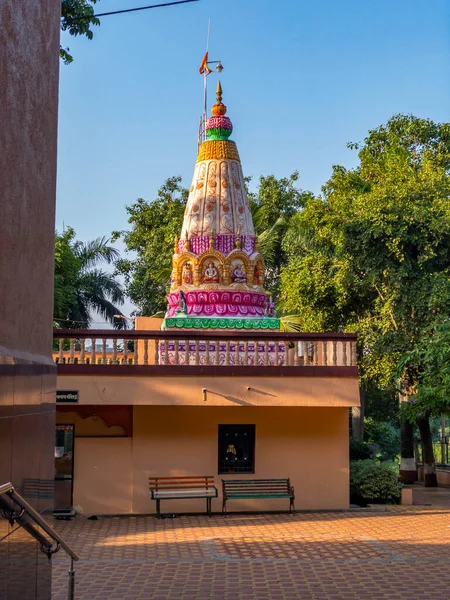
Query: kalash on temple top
[[162, 81, 279, 331]]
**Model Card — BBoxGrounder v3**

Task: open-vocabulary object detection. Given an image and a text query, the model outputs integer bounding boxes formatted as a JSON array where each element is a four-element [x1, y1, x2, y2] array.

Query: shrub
[[364, 418, 400, 462], [350, 460, 402, 506], [350, 439, 373, 461]]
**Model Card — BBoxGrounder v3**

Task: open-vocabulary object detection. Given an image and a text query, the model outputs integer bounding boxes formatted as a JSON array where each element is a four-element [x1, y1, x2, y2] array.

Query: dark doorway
[[54, 424, 74, 513]]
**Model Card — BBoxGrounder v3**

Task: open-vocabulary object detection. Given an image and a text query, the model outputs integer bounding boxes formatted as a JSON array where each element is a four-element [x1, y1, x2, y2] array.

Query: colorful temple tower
[[163, 82, 279, 334]]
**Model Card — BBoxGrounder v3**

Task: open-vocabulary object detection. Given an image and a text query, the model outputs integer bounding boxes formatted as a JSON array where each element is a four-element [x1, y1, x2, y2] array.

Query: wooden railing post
[[80, 339, 86, 365], [164, 340, 169, 365], [304, 342, 311, 366], [313, 342, 319, 366], [69, 339, 75, 364], [342, 341, 348, 366], [350, 341, 357, 366], [215, 341, 220, 366], [195, 341, 200, 366], [294, 342, 300, 367], [185, 341, 190, 365], [143, 339, 149, 365]]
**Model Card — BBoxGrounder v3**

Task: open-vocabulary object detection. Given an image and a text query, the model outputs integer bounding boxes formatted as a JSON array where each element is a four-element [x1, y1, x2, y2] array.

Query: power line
[[65, 0, 199, 21]]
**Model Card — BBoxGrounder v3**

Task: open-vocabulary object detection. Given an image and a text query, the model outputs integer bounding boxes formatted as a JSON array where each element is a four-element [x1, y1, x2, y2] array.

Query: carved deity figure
[[182, 262, 193, 285], [254, 265, 262, 286], [176, 290, 188, 314], [203, 261, 219, 283], [232, 262, 247, 283]]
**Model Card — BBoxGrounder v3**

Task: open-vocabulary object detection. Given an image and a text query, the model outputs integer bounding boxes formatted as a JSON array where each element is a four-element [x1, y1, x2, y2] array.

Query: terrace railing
[[54, 329, 358, 372]]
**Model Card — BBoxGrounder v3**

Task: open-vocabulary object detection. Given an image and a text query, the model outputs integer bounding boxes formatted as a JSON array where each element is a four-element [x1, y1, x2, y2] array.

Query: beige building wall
[[73, 438, 133, 515], [57, 374, 359, 407], [69, 406, 349, 515]]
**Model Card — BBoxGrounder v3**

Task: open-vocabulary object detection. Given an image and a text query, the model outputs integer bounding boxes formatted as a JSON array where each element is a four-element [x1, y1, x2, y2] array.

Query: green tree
[[248, 172, 310, 300], [60, 0, 100, 65], [112, 177, 188, 316], [399, 319, 450, 476], [280, 114, 450, 484], [54, 227, 125, 328]]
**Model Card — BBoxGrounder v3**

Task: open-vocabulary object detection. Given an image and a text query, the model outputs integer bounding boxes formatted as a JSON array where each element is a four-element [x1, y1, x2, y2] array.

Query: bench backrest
[[222, 478, 291, 496], [149, 476, 216, 491], [22, 478, 54, 499]]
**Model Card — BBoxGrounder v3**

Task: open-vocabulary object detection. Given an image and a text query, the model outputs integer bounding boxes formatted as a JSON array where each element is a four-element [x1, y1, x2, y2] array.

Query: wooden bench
[[149, 476, 218, 518], [222, 479, 295, 514], [22, 479, 54, 500]]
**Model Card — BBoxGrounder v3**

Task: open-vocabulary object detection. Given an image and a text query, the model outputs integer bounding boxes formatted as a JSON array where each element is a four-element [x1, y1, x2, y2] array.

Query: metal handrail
[[0, 482, 79, 561]]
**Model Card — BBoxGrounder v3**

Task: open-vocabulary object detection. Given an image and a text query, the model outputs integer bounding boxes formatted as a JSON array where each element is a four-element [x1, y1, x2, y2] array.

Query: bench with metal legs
[[222, 478, 295, 515], [149, 476, 218, 517]]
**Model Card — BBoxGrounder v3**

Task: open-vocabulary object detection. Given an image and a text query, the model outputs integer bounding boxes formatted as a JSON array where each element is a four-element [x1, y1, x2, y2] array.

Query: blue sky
[[57, 0, 449, 288]]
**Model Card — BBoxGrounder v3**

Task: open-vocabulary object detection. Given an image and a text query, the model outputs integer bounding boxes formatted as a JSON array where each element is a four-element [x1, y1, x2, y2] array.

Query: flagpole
[[203, 20, 211, 142], [198, 22, 222, 148]]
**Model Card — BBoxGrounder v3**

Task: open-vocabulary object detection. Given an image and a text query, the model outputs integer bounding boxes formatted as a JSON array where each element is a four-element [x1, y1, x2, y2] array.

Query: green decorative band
[[206, 128, 232, 140], [162, 317, 280, 330]]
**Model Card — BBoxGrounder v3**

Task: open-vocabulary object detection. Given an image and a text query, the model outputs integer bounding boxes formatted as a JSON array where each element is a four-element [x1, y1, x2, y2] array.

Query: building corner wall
[[0, 1, 60, 598]]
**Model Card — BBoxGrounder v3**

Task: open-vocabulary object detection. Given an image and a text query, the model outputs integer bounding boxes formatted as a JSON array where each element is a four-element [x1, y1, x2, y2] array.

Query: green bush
[[350, 439, 373, 461], [364, 418, 400, 462], [350, 460, 402, 506]]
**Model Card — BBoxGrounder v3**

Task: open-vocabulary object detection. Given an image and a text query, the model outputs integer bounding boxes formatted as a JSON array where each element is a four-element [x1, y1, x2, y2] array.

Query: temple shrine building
[[54, 83, 360, 516]]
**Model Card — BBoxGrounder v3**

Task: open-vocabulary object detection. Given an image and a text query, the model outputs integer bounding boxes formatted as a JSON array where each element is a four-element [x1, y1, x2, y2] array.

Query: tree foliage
[[399, 319, 450, 421], [112, 177, 188, 316], [280, 115, 450, 394], [60, 0, 100, 64], [248, 172, 310, 300], [280, 114, 450, 475], [54, 227, 125, 328]]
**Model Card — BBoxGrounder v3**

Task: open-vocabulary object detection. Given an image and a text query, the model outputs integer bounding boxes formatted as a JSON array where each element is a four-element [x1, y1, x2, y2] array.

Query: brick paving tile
[[51, 506, 450, 599]]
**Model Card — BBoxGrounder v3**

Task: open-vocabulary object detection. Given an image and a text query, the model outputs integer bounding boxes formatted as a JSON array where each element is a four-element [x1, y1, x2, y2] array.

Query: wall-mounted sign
[[56, 390, 79, 403]]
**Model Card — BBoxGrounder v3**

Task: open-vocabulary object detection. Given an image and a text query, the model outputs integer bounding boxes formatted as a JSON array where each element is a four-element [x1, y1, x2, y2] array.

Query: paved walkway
[[52, 501, 450, 600], [411, 483, 450, 507]]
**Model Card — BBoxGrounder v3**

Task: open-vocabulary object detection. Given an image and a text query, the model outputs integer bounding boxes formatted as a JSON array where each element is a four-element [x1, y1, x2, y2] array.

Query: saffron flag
[[199, 52, 212, 75]]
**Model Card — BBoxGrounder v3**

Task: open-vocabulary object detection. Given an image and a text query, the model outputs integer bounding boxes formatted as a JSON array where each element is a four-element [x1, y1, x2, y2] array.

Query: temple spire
[[216, 81, 222, 104]]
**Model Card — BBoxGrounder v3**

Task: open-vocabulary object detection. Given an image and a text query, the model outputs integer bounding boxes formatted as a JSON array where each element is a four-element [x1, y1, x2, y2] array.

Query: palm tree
[[54, 228, 126, 329]]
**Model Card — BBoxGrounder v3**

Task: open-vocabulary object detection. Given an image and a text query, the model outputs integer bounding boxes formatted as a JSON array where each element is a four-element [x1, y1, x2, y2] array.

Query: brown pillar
[[0, 1, 60, 598]]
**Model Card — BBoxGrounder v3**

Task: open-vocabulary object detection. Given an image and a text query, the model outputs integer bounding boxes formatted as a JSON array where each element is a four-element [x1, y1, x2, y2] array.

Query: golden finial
[[184, 231, 190, 252], [235, 226, 242, 249], [209, 229, 215, 249], [212, 81, 227, 116], [174, 235, 179, 254]]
